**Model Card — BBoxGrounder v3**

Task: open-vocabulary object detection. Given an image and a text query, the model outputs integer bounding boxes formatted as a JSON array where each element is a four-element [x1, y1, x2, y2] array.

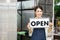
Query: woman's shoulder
[[42, 16, 47, 18]]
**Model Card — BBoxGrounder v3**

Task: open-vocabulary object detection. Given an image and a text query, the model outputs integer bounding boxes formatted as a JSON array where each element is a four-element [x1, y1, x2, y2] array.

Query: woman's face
[[35, 8, 43, 18]]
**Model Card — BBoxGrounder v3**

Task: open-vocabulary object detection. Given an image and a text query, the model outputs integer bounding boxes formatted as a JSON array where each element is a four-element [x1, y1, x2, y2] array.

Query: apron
[[31, 28, 46, 40]]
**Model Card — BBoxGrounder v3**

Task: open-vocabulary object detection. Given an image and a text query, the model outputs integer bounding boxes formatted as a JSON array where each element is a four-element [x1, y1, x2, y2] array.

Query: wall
[[0, 0, 17, 40]]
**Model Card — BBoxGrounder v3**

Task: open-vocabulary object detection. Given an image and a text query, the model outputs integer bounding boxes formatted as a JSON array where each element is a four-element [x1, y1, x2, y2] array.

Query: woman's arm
[[27, 23, 33, 33]]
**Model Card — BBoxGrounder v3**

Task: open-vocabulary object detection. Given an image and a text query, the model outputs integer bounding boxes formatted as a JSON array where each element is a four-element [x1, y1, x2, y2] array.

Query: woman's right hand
[[27, 23, 33, 34], [29, 28, 33, 34]]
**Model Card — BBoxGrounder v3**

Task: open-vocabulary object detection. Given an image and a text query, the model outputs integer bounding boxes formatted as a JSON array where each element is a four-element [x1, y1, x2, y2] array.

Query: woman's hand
[[49, 22, 53, 27], [27, 23, 33, 34], [48, 22, 53, 33]]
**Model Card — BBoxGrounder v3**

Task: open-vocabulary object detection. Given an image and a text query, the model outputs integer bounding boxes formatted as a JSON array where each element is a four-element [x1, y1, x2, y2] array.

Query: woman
[[27, 6, 52, 40]]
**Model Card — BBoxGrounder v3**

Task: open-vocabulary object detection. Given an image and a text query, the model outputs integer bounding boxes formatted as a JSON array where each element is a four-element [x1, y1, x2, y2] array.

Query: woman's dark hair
[[34, 6, 43, 11]]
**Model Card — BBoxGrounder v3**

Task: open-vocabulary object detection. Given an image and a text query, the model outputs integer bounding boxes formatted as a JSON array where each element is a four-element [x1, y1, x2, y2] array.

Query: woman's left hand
[[49, 22, 53, 27], [48, 22, 53, 33]]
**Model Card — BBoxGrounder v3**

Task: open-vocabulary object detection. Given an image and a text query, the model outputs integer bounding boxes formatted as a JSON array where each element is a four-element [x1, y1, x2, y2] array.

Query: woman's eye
[[37, 11, 42, 12]]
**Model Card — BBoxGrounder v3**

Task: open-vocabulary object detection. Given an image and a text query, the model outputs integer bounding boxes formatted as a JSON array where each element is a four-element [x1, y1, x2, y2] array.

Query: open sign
[[30, 18, 49, 28]]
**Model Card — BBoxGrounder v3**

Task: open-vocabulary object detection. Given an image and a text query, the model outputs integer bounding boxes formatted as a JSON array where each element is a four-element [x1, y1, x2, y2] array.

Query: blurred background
[[54, 0, 60, 40]]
